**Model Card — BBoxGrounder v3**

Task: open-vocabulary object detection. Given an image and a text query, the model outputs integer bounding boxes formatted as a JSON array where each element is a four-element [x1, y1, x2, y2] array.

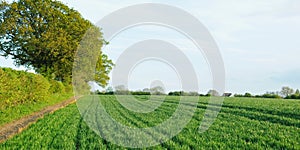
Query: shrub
[[244, 93, 252, 97], [49, 79, 65, 94], [0, 68, 69, 109], [131, 91, 151, 95]]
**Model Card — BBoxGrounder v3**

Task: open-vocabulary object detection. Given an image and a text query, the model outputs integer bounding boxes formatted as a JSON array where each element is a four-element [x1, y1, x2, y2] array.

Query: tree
[[150, 86, 165, 95], [188, 91, 199, 96], [0, 0, 113, 85], [244, 92, 252, 97], [115, 85, 126, 91], [234, 94, 244, 97], [142, 88, 150, 92], [280, 86, 294, 98], [106, 86, 114, 93], [207, 90, 220, 96], [114, 85, 129, 95], [168, 91, 184, 96], [295, 89, 300, 96]]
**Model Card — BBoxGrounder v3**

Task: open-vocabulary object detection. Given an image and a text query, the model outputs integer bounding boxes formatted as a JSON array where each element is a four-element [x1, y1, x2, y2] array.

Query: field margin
[[0, 96, 79, 143]]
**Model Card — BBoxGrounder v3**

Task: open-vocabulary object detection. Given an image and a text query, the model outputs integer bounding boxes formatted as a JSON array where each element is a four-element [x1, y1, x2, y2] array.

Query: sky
[[1, 0, 300, 94]]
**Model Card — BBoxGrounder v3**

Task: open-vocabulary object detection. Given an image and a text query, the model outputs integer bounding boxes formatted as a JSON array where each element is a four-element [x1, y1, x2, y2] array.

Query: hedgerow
[[0, 68, 69, 109]]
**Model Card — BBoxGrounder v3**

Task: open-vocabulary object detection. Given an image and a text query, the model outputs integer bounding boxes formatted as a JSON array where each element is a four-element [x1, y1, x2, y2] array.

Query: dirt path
[[0, 96, 79, 143]]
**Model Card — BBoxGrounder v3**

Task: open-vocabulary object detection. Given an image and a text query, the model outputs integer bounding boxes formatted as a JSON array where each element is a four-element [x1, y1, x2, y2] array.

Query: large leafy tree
[[0, 0, 113, 86]]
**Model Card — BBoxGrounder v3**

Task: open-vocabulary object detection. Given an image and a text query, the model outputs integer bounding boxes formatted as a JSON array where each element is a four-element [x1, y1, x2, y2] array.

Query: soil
[[0, 96, 78, 143]]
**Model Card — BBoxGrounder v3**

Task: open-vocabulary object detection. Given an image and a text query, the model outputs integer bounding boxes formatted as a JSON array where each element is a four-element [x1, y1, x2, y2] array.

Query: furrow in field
[[198, 101, 300, 120], [150, 98, 300, 128]]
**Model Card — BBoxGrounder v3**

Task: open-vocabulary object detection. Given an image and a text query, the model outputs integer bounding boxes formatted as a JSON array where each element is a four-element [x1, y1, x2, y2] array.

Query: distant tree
[[244, 92, 252, 97], [114, 85, 129, 95], [285, 89, 300, 99], [114, 85, 126, 91], [94, 89, 102, 95], [295, 89, 300, 96], [150, 86, 165, 95], [254, 95, 262, 98], [262, 93, 281, 99], [280, 86, 294, 97], [104, 86, 114, 95], [168, 91, 184, 96], [207, 90, 220, 96], [188, 91, 199, 96], [234, 94, 244, 97], [131, 91, 150, 95], [106, 86, 113, 93], [142, 88, 150, 92], [199, 94, 206, 97]]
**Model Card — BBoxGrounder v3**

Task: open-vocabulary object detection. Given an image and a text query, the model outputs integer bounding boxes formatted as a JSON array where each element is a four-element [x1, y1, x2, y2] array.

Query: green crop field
[[1, 95, 299, 149]]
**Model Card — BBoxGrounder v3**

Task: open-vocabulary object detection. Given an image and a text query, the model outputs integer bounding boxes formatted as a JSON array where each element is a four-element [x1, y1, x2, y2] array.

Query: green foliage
[[0, 68, 70, 110], [0, 0, 113, 85], [72, 27, 113, 95], [95, 90, 151, 95], [168, 91, 200, 96], [295, 89, 300, 96], [130, 91, 151, 95], [234, 92, 281, 99], [0, 67, 73, 126], [49, 79, 65, 94], [168, 91, 185, 96], [0, 93, 72, 126], [62, 82, 73, 94], [285, 89, 300, 100], [261, 93, 281, 99], [244, 92, 252, 97], [207, 89, 220, 96], [280, 86, 294, 97], [113, 85, 130, 95], [149, 86, 165, 95], [94, 54, 114, 87], [234, 94, 244, 97], [0, 68, 49, 108], [1, 96, 299, 149], [285, 94, 300, 100]]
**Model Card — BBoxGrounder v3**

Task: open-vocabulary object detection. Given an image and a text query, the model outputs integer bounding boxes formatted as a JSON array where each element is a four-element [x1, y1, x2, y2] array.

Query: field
[[0, 93, 73, 126], [0, 95, 299, 149]]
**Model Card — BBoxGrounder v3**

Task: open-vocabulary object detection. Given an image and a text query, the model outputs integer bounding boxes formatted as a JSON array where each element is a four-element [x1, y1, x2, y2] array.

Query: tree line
[[94, 85, 229, 97], [95, 85, 300, 100], [234, 86, 300, 99]]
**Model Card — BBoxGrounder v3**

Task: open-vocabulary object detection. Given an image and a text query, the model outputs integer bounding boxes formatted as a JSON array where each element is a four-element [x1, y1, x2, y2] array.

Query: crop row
[[0, 96, 299, 149]]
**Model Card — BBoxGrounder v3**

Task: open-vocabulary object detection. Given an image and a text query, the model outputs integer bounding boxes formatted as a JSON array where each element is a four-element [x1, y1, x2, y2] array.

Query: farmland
[[0, 95, 299, 149]]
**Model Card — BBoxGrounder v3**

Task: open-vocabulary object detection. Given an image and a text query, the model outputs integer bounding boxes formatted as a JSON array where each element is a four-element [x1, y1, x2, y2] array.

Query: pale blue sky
[[1, 0, 300, 94]]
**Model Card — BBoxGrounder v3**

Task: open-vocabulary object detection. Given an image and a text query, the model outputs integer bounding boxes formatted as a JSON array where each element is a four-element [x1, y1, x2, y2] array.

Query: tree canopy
[[0, 0, 113, 86], [280, 86, 294, 97]]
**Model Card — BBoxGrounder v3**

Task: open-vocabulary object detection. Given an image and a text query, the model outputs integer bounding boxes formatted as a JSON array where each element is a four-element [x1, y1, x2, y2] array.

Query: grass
[[0, 95, 299, 149], [0, 93, 73, 126]]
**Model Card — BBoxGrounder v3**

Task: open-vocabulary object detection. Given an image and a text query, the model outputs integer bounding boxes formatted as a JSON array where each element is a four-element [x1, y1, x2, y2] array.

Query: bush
[[285, 94, 300, 99], [0, 68, 68, 109], [49, 79, 65, 94], [168, 91, 184, 96], [131, 91, 151, 95], [261, 94, 281, 99], [24, 73, 51, 103]]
